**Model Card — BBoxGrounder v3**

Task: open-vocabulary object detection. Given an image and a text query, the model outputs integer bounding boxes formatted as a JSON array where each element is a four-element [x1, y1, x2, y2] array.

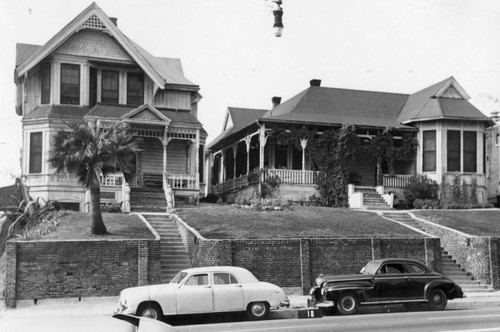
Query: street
[[1, 302, 500, 332]]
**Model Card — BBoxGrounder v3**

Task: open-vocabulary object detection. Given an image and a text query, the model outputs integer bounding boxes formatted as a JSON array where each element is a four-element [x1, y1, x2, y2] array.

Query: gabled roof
[[207, 107, 267, 150], [14, 3, 197, 90], [86, 104, 203, 127], [261, 86, 411, 129], [398, 76, 491, 124]]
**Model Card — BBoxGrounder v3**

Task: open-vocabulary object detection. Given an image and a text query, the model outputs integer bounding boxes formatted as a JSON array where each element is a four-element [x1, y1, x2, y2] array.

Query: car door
[[176, 273, 213, 314], [212, 272, 244, 312], [403, 263, 430, 299], [371, 263, 408, 301]]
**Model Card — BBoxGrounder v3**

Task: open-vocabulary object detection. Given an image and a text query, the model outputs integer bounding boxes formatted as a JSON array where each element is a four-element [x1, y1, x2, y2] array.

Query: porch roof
[[22, 105, 90, 121], [207, 107, 267, 150], [86, 104, 204, 127]]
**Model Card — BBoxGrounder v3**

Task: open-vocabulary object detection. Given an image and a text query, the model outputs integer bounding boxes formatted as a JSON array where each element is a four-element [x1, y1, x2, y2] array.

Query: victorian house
[[207, 78, 497, 208], [14, 3, 206, 211]]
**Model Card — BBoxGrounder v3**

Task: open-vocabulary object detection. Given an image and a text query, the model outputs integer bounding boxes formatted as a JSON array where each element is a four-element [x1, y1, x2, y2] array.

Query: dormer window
[[102, 70, 119, 103], [60, 63, 80, 105], [127, 72, 144, 105], [40, 63, 51, 104]]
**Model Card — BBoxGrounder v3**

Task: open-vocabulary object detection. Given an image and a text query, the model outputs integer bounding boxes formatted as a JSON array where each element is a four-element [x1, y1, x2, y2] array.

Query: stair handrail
[[163, 172, 175, 212]]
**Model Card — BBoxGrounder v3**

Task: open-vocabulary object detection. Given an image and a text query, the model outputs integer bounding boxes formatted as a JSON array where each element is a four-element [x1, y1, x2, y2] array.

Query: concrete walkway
[[1, 291, 499, 319]]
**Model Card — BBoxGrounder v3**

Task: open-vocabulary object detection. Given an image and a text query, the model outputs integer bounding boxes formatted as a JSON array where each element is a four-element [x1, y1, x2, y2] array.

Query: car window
[[170, 272, 188, 284], [184, 274, 209, 286], [379, 264, 404, 274], [405, 264, 425, 274], [213, 273, 239, 285]]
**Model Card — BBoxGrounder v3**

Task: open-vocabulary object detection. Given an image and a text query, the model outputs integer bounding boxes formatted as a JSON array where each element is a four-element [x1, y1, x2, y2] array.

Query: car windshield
[[360, 261, 380, 275], [170, 272, 188, 284]]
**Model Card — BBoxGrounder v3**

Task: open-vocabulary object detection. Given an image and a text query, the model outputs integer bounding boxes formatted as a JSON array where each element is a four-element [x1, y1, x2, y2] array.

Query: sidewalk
[[1, 291, 499, 319]]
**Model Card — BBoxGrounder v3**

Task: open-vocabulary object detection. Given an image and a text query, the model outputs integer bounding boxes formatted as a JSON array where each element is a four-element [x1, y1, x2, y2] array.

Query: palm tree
[[49, 122, 141, 235]]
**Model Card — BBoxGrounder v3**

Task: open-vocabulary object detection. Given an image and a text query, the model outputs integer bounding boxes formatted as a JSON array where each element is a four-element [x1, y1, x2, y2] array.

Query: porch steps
[[143, 214, 192, 283], [441, 248, 494, 293], [143, 173, 163, 188], [382, 212, 494, 294], [355, 186, 392, 210], [130, 188, 166, 213]]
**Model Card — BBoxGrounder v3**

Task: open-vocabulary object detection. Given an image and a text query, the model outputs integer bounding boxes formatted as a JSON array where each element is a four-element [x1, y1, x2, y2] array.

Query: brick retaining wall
[[173, 215, 441, 294], [5, 238, 161, 308], [410, 213, 499, 289]]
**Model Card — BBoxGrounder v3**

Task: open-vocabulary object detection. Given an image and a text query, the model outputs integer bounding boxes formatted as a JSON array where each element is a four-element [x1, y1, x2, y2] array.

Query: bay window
[[60, 64, 80, 105]]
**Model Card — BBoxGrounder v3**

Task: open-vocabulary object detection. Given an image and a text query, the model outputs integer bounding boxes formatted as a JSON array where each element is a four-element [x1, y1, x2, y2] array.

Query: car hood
[[314, 274, 371, 286], [121, 283, 179, 299]]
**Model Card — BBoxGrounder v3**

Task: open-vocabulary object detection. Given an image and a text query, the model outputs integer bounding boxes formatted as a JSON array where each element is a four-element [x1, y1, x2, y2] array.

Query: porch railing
[[99, 173, 124, 186], [213, 169, 318, 195], [265, 169, 317, 184], [383, 174, 413, 188], [166, 173, 198, 190]]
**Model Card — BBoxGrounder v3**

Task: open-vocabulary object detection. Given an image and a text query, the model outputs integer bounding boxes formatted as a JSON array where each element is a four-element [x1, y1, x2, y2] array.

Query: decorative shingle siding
[[173, 214, 441, 294], [54, 29, 133, 61], [5, 238, 160, 308]]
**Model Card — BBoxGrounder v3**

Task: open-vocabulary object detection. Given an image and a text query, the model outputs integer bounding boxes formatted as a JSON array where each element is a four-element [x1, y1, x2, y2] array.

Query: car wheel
[[428, 289, 448, 311], [137, 302, 164, 320], [246, 302, 270, 320], [336, 292, 359, 315]]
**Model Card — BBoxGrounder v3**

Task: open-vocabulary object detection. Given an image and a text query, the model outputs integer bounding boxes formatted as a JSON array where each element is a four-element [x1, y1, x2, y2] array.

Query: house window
[[29, 132, 43, 174], [447, 130, 461, 172], [463, 131, 477, 172], [275, 143, 288, 169], [101, 70, 119, 104], [422, 130, 436, 172], [40, 63, 51, 104], [60, 64, 80, 105], [89, 67, 97, 107], [127, 73, 144, 105]]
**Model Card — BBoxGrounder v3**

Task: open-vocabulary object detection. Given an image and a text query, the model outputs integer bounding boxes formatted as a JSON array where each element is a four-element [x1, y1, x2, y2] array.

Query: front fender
[[323, 281, 374, 302], [424, 280, 456, 299]]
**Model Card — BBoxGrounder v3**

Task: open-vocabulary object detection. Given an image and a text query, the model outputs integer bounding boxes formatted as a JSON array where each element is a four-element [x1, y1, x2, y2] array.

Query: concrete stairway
[[143, 214, 192, 282], [356, 186, 392, 210], [382, 212, 494, 294], [441, 248, 494, 293], [130, 188, 166, 212]]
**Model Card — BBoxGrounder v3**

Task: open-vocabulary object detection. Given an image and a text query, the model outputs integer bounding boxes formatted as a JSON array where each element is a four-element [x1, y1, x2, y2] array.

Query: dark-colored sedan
[[310, 258, 464, 315]]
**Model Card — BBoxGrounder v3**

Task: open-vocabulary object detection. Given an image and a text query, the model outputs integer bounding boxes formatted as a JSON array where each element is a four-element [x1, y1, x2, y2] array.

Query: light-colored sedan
[[115, 266, 289, 321]]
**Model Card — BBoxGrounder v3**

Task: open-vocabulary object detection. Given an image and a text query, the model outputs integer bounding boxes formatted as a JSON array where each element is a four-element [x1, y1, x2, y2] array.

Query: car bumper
[[114, 304, 133, 315], [280, 299, 290, 308]]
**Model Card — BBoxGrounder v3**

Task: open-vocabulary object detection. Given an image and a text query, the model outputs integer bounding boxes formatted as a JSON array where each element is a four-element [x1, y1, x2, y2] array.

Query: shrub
[[400, 175, 439, 208], [413, 199, 440, 209]]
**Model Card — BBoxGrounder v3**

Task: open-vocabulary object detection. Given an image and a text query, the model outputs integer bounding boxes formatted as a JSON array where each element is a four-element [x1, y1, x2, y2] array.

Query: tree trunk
[[89, 184, 107, 235]]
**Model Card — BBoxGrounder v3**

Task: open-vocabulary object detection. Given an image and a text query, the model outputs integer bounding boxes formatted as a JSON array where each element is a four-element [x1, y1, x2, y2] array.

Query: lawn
[[22, 212, 156, 240], [414, 210, 500, 236], [176, 205, 423, 239]]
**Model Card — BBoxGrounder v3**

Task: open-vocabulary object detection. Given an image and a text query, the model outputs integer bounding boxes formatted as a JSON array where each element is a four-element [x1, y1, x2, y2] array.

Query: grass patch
[[176, 205, 423, 239], [11, 212, 155, 241], [414, 210, 500, 236]]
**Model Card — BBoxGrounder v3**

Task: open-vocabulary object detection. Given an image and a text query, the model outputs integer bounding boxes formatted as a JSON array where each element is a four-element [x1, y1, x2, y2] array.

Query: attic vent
[[441, 85, 462, 99], [82, 14, 107, 30]]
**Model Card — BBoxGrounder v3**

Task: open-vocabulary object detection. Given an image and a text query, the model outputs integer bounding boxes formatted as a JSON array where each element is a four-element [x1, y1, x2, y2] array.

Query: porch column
[[300, 138, 308, 183], [258, 124, 268, 169], [220, 150, 225, 183], [195, 129, 200, 189], [233, 144, 238, 179], [245, 136, 251, 175]]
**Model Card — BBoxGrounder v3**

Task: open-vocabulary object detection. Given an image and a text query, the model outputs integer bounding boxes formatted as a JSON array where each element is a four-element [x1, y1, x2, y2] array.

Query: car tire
[[336, 292, 359, 315], [137, 302, 164, 320], [246, 302, 270, 320], [428, 289, 448, 311]]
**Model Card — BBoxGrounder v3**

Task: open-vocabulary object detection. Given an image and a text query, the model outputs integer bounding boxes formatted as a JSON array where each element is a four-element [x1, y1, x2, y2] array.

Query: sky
[[0, 0, 499, 186]]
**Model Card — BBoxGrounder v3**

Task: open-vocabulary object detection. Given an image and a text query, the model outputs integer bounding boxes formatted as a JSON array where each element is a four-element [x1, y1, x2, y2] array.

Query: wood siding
[[154, 90, 191, 110], [167, 140, 188, 173], [142, 137, 163, 174]]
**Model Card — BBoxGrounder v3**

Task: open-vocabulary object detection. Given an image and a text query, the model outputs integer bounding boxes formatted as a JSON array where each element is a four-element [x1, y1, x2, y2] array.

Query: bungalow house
[[207, 78, 497, 208], [14, 3, 206, 211]]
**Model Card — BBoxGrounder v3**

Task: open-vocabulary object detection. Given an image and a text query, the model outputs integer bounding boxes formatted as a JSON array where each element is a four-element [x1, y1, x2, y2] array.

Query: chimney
[[272, 96, 282, 108], [310, 79, 321, 87], [491, 111, 500, 123], [110, 17, 118, 26]]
